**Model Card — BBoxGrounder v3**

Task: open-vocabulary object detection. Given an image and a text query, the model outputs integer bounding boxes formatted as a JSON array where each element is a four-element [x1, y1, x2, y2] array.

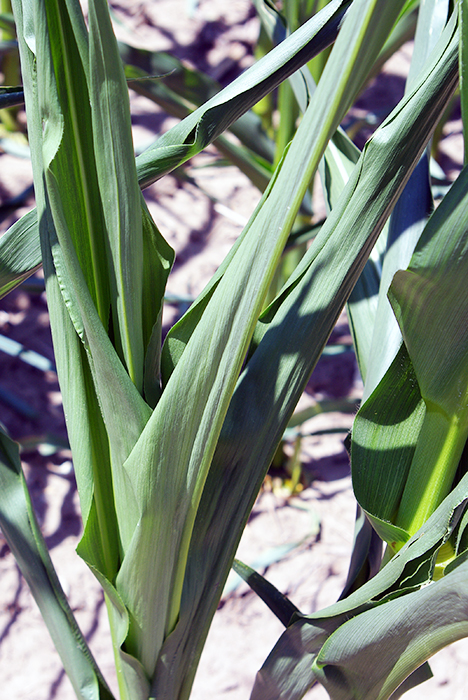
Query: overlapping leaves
[[1, 2, 465, 700]]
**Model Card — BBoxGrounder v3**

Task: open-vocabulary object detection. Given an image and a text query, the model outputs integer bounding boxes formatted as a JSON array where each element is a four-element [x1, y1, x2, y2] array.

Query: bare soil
[[0, 2, 466, 700]]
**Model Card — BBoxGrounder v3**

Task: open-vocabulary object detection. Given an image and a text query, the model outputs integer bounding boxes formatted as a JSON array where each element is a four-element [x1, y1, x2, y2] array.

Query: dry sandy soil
[[0, 2, 466, 700]]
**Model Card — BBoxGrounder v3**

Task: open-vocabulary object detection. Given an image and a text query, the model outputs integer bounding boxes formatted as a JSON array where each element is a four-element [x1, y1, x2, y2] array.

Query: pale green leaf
[[0, 425, 114, 700], [0, 209, 41, 298], [0, 0, 351, 299], [135, 0, 353, 188], [251, 470, 468, 700], [151, 9, 459, 700], [313, 560, 468, 700], [358, 0, 447, 398], [89, 0, 145, 391]]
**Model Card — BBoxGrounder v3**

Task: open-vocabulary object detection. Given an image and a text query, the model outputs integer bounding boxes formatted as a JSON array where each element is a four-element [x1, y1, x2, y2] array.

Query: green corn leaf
[[88, 0, 145, 390], [0, 0, 350, 299], [312, 562, 468, 700], [40, 0, 111, 327], [0, 424, 115, 700], [161, 0, 409, 381], [114, 0, 412, 682], [116, 145, 313, 679], [150, 8, 459, 700], [0, 209, 41, 298], [389, 164, 468, 538], [351, 343, 426, 548], [121, 43, 276, 163], [125, 63, 274, 193], [135, 0, 353, 189], [353, 162, 468, 553], [232, 559, 300, 627], [10, 0, 125, 595], [251, 469, 468, 700], [389, 177, 468, 420], [357, 0, 447, 398], [32, 0, 152, 550]]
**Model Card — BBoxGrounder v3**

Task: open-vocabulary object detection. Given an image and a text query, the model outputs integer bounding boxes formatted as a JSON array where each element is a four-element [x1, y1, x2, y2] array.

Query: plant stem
[[395, 406, 467, 537], [105, 594, 130, 700]]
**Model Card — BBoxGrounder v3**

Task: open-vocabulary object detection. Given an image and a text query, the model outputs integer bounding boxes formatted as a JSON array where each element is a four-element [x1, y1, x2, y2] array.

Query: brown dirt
[[0, 2, 466, 700]]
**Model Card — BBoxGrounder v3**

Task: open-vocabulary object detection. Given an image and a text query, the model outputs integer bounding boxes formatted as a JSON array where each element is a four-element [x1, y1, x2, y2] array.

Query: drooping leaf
[[0, 0, 351, 297], [312, 560, 468, 700], [150, 7, 459, 700], [0, 209, 41, 298], [135, 0, 353, 188], [251, 470, 468, 700], [0, 424, 115, 700], [232, 559, 300, 627]]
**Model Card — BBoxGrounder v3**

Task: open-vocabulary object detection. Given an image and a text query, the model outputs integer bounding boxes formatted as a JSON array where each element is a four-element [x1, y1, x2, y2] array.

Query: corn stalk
[[0, 1, 466, 700]]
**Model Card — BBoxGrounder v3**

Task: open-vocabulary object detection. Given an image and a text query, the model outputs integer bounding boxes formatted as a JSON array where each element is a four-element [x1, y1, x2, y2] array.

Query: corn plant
[[0, 1, 466, 699]]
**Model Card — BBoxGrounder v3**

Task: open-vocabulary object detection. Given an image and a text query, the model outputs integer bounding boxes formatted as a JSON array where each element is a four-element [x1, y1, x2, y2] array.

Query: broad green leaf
[[351, 161, 468, 552], [358, 0, 447, 398], [388, 165, 468, 537], [251, 470, 468, 700], [0, 424, 114, 700], [0, 0, 351, 297], [150, 9, 459, 700], [313, 560, 468, 700], [390, 175, 468, 417], [351, 343, 425, 546], [161, 0, 409, 381], [135, 0, 353, 188], [88, 0, 145, 391]]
